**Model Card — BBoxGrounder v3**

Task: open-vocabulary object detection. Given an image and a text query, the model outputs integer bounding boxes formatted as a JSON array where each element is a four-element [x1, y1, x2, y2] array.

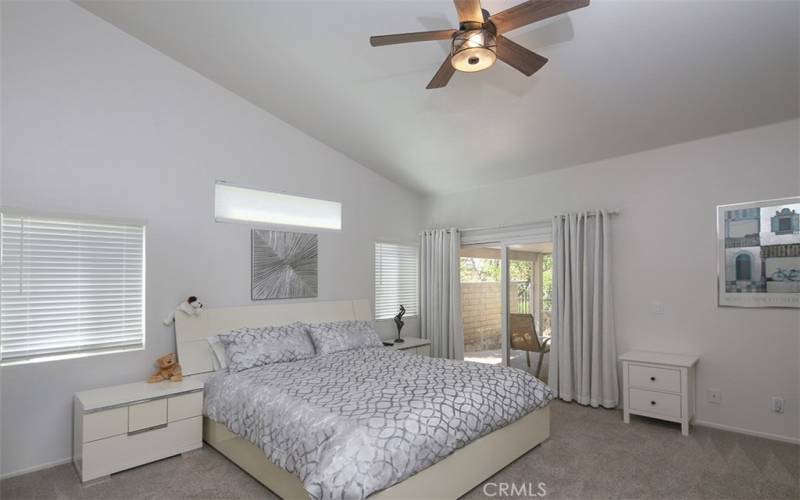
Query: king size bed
[[176, 299, 552, 499]]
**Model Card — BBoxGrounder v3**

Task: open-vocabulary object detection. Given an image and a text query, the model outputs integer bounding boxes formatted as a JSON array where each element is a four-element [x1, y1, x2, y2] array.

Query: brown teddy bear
[[147, 352, 183, 383]]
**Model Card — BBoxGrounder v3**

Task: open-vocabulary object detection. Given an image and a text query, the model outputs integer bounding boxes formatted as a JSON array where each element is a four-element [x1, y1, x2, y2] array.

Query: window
[[770, 207, 799, 235], [0, 212, 145, 364], [374, 242, 418, 319], [215, 181, 341, 230]]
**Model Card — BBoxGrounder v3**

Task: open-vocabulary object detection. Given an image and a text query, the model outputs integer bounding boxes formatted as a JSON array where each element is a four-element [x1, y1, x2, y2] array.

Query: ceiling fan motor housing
[[450, 25, 497, 72]]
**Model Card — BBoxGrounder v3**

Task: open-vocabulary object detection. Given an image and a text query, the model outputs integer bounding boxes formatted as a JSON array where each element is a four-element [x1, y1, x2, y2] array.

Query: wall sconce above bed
[[214, 181, 342, 231]]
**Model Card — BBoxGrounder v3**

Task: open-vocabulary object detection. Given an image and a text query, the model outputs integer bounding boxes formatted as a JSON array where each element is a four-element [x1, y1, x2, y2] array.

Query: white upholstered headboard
[[175, 299, 372, 376]]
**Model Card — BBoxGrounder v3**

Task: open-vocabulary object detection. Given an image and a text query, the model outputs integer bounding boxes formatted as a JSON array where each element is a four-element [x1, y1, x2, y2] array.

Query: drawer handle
[[128, 423, 168, 436], [650, 376, 656, 381], [650, 401, 656, 406]]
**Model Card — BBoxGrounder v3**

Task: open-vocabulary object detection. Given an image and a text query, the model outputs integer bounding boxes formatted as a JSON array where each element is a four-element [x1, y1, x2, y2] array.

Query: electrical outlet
[[771, 397, 785, 413], [707, 389, 722, 404], [650, 301, 665, 315]]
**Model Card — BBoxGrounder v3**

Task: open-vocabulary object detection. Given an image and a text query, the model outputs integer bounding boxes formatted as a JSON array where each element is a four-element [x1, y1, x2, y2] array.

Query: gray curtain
[[549, 211, 618, 408], [420, 229, 464, 360]]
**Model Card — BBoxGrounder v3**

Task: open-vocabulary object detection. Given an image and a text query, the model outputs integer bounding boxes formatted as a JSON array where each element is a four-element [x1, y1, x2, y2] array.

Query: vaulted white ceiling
[[77, 0, 799, 195]]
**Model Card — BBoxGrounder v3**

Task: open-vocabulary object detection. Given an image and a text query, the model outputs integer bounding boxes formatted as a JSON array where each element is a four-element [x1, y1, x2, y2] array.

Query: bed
[[176, 299, 552, 499]]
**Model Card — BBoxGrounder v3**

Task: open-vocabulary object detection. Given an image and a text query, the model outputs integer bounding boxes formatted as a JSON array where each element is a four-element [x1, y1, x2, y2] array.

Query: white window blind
[[374, 242, 418, 319], [0, 213, 145, 363]]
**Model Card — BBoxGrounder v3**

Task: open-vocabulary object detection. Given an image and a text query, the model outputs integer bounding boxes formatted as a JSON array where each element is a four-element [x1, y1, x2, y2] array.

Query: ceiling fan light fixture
[[451, 29, 496, 72], [369, 0, 590, 88]]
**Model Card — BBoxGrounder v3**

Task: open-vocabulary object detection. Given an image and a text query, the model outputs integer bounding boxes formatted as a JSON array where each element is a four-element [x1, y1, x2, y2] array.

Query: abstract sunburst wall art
[[251, 229, 318, 300]]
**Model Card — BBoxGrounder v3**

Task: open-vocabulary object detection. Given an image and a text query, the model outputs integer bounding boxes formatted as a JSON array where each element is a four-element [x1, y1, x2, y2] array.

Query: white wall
[[0, 1, 423, 477], [428, 119, 800, 442]]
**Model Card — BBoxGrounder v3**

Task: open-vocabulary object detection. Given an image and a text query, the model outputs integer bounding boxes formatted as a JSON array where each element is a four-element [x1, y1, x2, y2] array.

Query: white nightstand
[[385, 336, 432, 356], [620, 351, 699, 436], [73, 379, 204, 482]]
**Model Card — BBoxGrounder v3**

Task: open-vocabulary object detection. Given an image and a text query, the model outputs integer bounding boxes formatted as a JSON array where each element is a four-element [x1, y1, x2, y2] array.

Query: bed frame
[[175, 299, 550, 499]]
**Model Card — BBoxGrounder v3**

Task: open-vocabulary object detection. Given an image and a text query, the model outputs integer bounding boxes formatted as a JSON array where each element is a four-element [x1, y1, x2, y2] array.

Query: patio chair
[[509, 313, 551, 379]]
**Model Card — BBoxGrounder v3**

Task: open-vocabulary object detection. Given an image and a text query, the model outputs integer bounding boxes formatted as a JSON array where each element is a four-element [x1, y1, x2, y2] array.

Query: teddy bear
[[147, 352, 183, 383]]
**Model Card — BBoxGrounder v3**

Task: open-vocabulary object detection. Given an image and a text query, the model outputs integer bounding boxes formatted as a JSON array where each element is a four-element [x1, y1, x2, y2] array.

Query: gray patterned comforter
[[204, 348, 553, 500]]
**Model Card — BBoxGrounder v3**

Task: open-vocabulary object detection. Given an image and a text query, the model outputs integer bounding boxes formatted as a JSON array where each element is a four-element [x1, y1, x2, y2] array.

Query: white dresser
[[73, 379, 204, 482], [620, 351, 699, 436], [385, 336, 432, 356]]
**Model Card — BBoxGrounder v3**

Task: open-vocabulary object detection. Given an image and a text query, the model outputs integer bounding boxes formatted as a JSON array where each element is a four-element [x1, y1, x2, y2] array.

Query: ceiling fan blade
[[370, 29, 456, 47], [495, 36, 548, 76], [426, 56, 456, 89], [453, 0, 484, 24], [491, 0, 590, 34]]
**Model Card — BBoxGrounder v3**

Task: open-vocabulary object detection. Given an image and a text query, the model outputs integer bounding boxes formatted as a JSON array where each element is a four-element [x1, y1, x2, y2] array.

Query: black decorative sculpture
[[393, 305, 406, 343]]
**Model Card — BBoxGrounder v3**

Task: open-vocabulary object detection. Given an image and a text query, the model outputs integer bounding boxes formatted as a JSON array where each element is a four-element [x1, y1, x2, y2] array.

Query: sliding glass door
[[506, 244, 552, 379], [460, 241, 552, 379], [460, 244, 503, 365]]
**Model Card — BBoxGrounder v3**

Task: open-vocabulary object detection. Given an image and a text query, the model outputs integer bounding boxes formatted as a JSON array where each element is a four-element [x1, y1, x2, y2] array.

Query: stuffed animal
[[162, 296, 203, 325], [147, 352, 183, 383]]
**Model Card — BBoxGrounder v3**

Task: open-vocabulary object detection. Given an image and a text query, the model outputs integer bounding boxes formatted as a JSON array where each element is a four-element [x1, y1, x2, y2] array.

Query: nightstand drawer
[[168, 392, 202, 422], [629, 388, 681, 418], [414, 345, 431, 356], [82, 416, 201, 481], [83, 407, 128, 442], [629, 364, 680, 393], [128, 399, 167, 432]]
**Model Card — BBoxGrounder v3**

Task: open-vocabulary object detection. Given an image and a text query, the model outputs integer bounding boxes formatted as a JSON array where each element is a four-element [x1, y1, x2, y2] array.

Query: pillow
[[218, 322, 315, 372], [207, 335, 229, 371], [306, 320, 383, 355]]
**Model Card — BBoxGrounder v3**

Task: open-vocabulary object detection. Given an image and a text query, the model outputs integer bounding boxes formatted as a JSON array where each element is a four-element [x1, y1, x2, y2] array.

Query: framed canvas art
[[251, 229, 318, 300], [717, 197, 800, 308]]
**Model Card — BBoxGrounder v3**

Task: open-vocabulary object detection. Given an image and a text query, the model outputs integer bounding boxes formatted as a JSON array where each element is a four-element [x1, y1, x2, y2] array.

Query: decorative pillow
[[207, 334, 229, 371], [218, 322, 315, 372], [306, 320, 383, 355]]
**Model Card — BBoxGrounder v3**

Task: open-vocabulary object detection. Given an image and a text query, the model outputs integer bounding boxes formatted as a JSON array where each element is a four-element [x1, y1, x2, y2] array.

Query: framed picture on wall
[[251, 229, 318, 300], [717, 196, 800, 308]]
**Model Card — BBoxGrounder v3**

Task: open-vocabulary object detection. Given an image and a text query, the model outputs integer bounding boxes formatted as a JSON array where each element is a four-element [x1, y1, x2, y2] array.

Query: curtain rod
[[421, 209, 620, 235]]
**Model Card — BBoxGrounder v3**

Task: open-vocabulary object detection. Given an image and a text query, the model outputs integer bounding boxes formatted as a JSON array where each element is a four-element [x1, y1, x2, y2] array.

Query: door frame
[[500, 245, 510, 366]]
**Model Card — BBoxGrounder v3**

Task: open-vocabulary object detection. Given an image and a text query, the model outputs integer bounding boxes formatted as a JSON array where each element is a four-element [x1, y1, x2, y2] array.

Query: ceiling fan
[[370, 0, 590, 89]]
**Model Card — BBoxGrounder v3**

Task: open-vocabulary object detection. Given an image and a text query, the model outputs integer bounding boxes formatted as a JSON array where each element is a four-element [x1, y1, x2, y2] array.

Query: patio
[[464, 346, 550, 383]]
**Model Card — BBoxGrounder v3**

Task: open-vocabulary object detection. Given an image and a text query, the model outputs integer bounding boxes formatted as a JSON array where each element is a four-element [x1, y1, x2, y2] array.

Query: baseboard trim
[[693, 420, 800, 445], [0, 457, 72, 480]]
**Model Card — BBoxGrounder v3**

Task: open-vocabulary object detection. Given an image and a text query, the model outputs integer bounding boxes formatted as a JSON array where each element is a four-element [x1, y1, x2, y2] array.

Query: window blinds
[[374, 242, 418, 319], [0, 213, 145, 363]]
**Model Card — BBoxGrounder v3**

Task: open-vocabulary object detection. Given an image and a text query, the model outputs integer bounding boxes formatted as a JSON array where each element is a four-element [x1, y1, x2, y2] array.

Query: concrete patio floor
[[464, 348, 550, 383]]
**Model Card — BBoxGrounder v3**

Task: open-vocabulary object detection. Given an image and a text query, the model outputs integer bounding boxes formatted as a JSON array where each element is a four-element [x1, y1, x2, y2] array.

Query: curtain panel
[[419, 229, 464, 360], [549, 211, 619, 408]]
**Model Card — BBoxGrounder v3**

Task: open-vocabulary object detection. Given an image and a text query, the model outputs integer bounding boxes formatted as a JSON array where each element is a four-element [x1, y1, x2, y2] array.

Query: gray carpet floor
[[2, 401, 797, 500]]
